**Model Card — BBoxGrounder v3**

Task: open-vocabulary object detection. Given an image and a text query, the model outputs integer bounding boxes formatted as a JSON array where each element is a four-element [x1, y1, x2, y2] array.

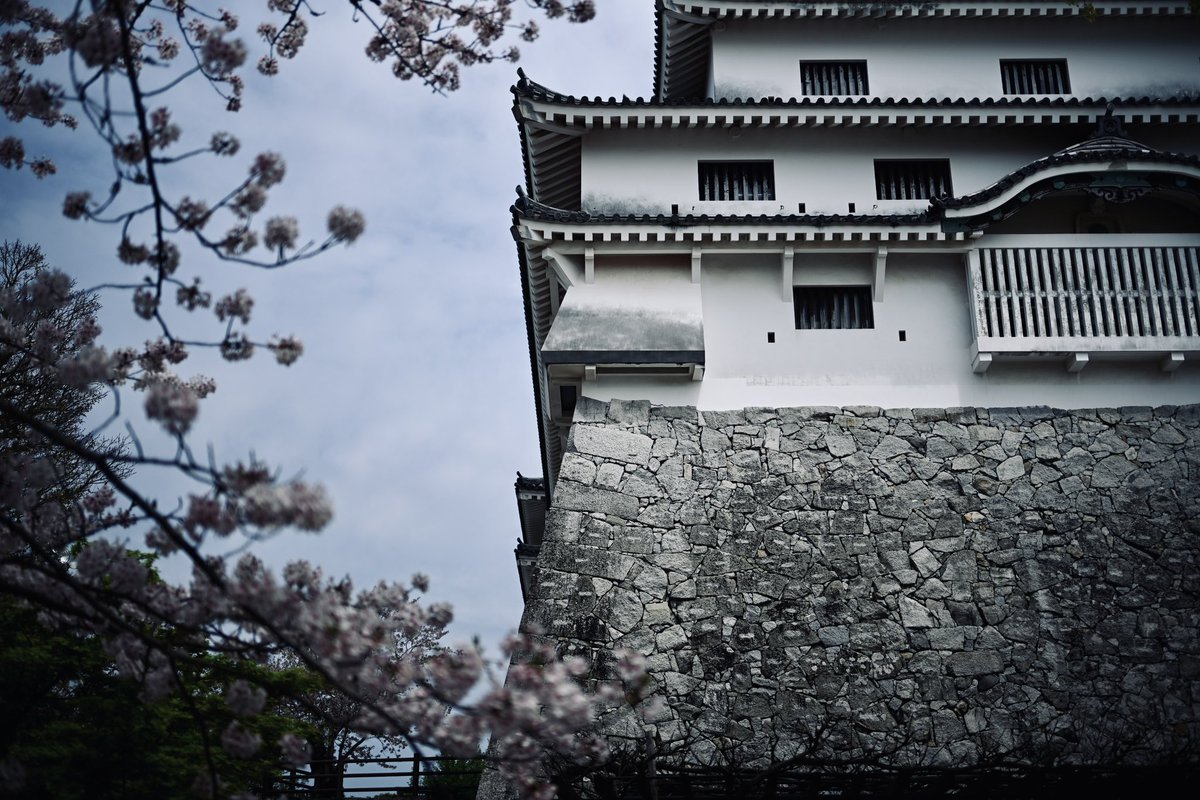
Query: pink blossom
[[264, 216, 299, 251], [243, 481, 332, 531], [57, 345, 112, 388], [220, 722, 262, 759], [225, 680, 267, 717], [118, 238, 150, 264], [326, 205, 366, 243], [144, 381, 199, 434], [185, 494, 235, 536], [231, 184, 267, 217], [175, 197, 210, 230], [189, 375, 216, 398], [157, 37, 180, 60], [279, 733, 311, 768], [149, 107, 181, 149], [215, 288, 254, 324], [29, 157, 54, 177], [62, 191, 90, 219], [251, 152, 286, 187], [176, 278, 212, 310], [151, 241, 181, 275], [219, 332, 254, 361], [201, 32, 247, 75], [269, 335, 303, 365], [0, 136, 23, 168], [221, 226, 258, 255], [211, 131, 240, 156], [138, 338, 188, 372], [133, 288, 158, 320]]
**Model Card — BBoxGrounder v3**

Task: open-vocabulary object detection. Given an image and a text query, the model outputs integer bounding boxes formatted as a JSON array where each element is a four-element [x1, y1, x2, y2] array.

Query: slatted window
[[1000, 60, 1070, 95], [698, 161, 775, 201], [800, 61, 869, 96], [794, 286, 874, 330], [874, 160, 952, 200]]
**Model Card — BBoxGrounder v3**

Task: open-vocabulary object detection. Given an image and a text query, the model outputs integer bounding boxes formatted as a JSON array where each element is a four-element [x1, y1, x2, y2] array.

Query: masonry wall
[[526, 398, 1200, 767]]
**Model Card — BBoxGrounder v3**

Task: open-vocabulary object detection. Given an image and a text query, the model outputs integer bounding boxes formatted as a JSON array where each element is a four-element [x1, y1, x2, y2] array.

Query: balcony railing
[[966, 237, 1200, 372]]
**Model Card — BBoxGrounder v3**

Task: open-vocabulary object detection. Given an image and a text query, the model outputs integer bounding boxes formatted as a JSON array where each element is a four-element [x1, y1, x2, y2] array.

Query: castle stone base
[[526, 399, 1200, 768]]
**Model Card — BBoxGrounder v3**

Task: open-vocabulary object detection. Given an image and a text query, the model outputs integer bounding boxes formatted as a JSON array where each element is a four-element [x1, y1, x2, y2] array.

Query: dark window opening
[[898, 330, 907, 342], [1001, 60, 1070, 95], [558, 385, 577, 419], [874, 160, 952, 200], [798, 202, 806, 213], [800, 61, 869, 96], [698, 161, 775, 201], [767, 331, 776, 343], [848, 202, 856, 213], [794, 286, 875, 330]]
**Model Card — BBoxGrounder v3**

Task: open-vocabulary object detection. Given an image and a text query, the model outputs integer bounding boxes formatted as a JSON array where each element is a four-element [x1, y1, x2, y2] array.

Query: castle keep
[[505, 0, 1200, 780]]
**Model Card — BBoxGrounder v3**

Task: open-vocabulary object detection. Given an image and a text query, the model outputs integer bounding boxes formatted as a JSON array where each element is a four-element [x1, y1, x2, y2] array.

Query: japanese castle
[[498, 0, 1200, 791]]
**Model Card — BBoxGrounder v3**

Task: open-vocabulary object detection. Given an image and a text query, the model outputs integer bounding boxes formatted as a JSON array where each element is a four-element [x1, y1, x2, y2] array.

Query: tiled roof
[[516, 73, 1200, 112], [935, 138, 1200, 211], [513, 189, 931, 227], [652, 1, 1196, 102]]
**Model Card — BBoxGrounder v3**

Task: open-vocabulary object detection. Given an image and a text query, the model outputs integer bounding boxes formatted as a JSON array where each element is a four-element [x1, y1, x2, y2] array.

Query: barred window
[[800, 60, 869, 96], [793, 286, 874, 330], [698, 161, 775, 201], [1000, 60, 1070, 95], [874, 160, 952, 200]]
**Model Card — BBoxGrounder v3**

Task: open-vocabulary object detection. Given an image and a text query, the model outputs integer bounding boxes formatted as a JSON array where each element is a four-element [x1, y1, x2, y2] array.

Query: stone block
[[571, 426, 652, 466], [899, 596, 936, 628], [946, 650, 1003, 676], [996, 455, 1025, 481]]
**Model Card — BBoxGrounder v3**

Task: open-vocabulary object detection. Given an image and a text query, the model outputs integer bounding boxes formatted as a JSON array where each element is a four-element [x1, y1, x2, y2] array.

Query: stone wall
[[525, 399, 1200, 767]]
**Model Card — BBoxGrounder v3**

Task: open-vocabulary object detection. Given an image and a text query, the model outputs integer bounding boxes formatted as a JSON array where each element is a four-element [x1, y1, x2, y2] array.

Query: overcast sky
[[0, 0, 652, 661]]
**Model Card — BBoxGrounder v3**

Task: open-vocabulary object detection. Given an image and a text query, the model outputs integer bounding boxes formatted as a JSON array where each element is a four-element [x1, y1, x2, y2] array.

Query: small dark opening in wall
[[559, 385, 578, 419], [899, 330, 907, 341], [794, 286, 874, 329], [671, 203, 679, 216], [848, 202, 856, 213], [767, 331, 775, 343], [798, 203, 806, 213]]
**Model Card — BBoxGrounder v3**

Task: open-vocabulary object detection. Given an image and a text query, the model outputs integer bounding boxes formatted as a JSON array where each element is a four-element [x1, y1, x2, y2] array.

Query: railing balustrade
[[966, 240, 1200, 372]]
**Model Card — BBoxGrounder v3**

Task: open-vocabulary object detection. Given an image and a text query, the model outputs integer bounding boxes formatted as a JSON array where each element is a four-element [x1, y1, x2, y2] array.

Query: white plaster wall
[[710, 16, 1200, 101], [580, 126, 1184, 216], [577, 250, 1200, 410]]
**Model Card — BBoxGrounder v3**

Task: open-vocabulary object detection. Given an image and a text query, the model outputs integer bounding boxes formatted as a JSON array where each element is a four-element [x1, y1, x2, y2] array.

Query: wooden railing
[[965, 238, 1200, 373], [279, 755, 482, 799]]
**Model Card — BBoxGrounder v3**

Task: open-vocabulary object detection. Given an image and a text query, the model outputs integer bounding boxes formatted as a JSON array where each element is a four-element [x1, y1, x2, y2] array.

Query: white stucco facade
[[709, 15, 1200, 102], [513, 0, 1200, 487]]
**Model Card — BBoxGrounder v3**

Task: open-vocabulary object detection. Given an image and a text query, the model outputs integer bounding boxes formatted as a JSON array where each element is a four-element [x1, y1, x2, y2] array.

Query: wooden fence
[[278, 754, 482, 800]]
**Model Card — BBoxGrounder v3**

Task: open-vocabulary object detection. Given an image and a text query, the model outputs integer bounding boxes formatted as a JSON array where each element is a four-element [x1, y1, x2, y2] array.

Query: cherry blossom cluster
[[254, 0, 597, 93], [0, 1, 625, 796]]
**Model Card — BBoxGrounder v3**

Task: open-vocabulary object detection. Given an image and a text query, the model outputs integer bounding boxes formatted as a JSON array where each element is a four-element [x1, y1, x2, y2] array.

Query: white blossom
[[326, 206, 365, 243], [268, 335, 303, 365], [215, 288, 254, 324], [263, 216, 298, 251], [279, 733, 311, 768], [133, 288, 158, 320], [251, 152, 286, 187], [225, 680, 267, 717], [220, 722, 262, 759], [144, 381, 199, 434]]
